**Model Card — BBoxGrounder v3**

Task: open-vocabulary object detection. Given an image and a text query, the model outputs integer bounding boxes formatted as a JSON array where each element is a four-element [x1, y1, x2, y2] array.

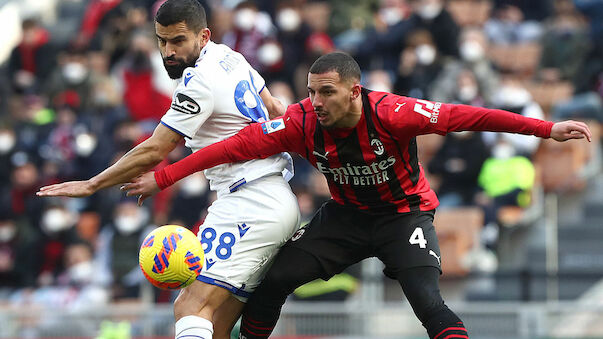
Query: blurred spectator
[[477, 139, 535, 249], [37, 204, 81, 286], [113, 31, 171, 122], [97, 200, 154, 300], [267, 81, 296, 108], [168, 172, 211, 228], [428, 131, 489, 208], [365, 69, 394, 93], [0, 209, 39, 288], [484, 5, 543, 45], [537, 0, 589, 83], [222, 1, 279, 74], [44, 47, 93, 112], [7, 18, 56, 94], [394, 29, 444, 98], [272, 2, 312, 87], [430, 27, 499, 104], [409, 0, 460, 57], [352, 0, 413, 74], [327, 0, 379, 37], [482, 77, 545, 158]]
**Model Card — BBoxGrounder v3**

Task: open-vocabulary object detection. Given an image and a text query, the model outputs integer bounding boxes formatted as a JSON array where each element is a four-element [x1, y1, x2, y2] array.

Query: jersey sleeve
[[155, 108, 306, 189], [249, 67, 266, 94], [385, 97, 553, 139], [160, 68, 214, 139]]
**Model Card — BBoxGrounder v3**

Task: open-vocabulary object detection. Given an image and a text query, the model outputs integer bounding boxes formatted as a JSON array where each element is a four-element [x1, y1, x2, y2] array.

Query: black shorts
[[284, 200, 442, 280]]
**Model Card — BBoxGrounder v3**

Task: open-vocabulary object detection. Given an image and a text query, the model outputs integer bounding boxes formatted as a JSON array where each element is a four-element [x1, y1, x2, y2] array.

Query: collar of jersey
[[195, 40, 215, 67]]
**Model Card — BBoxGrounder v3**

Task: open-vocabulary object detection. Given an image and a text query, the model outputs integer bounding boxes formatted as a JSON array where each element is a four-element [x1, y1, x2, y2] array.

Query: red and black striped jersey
[[156, 88, 553, 214]]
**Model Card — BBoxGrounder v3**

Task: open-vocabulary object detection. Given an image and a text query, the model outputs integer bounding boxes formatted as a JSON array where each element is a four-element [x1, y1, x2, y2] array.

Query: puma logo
[[394, 102, 406, 112], [313, 151, 329, 160], [429, 250, 441, 265]]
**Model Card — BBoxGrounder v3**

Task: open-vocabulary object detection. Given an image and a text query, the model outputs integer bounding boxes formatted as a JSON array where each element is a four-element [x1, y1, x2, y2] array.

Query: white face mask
[[74, 133, 97, 157], [460, 40, 484, 62], [68, 261, 93, 284], [492, 143, 515, 159], [42, 208, 74, 234], [368, 81, 392, 93], [380, 7, 404, 26], [257, 42, 282, 67], [234, 8, 256, 31], [277, 8, 301, 32], [62, 62, 88, 84], [494, 86, 531, 108], [114, 209, 148, 235], [458, 85, 478, 102], [418, 3, 442, 20], [416, 44, 436, 65], [0, 132, 16, 155], [180, 174, 208, 197], [0, 223, 16, 242]]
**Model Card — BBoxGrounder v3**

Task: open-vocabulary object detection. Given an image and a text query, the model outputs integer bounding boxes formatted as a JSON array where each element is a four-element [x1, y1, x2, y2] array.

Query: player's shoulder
[[368, 90, 414, 117]]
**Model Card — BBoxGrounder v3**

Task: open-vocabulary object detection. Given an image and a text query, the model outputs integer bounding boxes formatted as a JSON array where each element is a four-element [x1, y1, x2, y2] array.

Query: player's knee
[[174, 288, 210, 321]]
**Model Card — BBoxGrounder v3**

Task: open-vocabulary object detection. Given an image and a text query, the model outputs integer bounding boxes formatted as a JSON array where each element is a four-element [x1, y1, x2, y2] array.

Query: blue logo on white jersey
[[238, 223, 250, 237], [206, 257, 216, 270], [184, 72, 194, 86]]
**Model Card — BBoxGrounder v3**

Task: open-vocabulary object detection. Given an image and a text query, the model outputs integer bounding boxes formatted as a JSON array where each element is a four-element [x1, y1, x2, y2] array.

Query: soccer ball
[[139, 225, 204, 289]]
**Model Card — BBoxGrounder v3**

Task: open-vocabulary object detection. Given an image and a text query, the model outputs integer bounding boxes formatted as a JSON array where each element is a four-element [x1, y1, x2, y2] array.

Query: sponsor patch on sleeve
[[262, 118, 286, 134]]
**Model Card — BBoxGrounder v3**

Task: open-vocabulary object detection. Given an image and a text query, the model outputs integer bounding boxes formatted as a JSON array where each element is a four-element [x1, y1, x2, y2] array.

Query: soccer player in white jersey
[[37, 1, 301, 338]]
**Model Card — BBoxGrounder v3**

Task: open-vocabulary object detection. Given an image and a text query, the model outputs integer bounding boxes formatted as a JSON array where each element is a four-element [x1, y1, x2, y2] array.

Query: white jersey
[[161, 41, 292, 193]]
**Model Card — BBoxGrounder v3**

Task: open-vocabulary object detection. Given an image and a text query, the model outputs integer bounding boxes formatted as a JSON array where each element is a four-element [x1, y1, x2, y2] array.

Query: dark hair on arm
[[155, 0, 207, 33], [309, 52, 361, 83]]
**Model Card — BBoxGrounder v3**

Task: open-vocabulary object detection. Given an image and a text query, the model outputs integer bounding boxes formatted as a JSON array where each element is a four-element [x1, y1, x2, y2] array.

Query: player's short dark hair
[[309, 52, 361, 83], [155, 0, 207, 33]]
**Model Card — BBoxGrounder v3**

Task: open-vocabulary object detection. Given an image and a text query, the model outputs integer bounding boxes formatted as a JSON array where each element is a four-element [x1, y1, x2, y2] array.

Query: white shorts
[[196, 174, 300, 301]]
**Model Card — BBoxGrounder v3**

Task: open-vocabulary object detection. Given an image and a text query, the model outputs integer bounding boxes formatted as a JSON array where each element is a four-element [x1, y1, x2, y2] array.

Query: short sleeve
[[160, 68, 214, 139], [249, 67, 266, 94]]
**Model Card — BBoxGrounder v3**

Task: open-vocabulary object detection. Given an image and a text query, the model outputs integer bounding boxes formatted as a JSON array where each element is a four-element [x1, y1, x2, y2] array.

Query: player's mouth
[[164, 60, 180, 66], [316, 112, 328, 122]]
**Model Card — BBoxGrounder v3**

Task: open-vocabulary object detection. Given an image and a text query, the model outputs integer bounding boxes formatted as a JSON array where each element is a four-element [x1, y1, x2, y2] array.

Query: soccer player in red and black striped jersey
[[124, 53, 591, 339]]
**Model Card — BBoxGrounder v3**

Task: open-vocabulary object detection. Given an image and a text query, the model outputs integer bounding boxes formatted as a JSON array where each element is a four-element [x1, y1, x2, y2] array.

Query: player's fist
[[121, 172, 160, 206], [550, 120, 592, 142]]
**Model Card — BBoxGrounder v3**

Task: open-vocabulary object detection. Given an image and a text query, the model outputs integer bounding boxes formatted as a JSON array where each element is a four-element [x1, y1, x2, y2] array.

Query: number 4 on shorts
[[409, 227, 427, 248]]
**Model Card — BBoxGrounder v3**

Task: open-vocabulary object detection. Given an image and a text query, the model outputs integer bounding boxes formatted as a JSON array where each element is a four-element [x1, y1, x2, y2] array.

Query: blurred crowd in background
[[0, 0, 602, 313]]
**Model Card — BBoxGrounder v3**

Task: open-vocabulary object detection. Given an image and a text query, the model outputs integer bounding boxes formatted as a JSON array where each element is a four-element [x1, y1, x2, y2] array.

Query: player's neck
[[336, 98, 363, 129]]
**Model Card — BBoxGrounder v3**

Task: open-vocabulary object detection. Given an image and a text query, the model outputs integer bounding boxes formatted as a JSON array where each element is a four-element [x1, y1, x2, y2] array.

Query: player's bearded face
[[162, 42, 199, 79]]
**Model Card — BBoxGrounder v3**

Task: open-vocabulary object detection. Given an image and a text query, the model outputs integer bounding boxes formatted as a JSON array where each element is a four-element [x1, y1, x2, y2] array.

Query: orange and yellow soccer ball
[[139, 225, 204, 289]]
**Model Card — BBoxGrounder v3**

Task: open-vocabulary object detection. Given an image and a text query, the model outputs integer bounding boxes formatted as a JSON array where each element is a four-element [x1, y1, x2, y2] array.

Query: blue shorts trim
[[160, 121, 191, 139], [196, 275, 251, 298]]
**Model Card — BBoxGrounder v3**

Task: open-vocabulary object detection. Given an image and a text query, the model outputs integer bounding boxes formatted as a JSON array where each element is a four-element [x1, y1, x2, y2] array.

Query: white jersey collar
[[195, 40, 215, 66]]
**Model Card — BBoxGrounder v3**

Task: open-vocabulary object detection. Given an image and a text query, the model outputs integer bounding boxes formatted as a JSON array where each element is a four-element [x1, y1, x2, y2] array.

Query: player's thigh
[[283, 200, 371, 279], [212, 295, 245, 339], [174, 280, 233, 320], [199, 175, 300, 297], [374, 210, 441, 278]]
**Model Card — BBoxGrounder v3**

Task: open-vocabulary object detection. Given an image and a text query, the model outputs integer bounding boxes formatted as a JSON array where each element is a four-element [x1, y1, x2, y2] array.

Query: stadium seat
[[433, 207, 484, 277]]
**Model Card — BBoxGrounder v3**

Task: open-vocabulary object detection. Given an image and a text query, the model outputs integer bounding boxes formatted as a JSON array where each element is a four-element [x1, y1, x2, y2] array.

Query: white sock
[[175, 315, 213, 339]]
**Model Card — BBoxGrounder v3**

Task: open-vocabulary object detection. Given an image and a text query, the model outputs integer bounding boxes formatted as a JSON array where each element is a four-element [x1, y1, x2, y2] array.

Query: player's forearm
[[447, 104, 554, 138], [89, 143, 165, 191]]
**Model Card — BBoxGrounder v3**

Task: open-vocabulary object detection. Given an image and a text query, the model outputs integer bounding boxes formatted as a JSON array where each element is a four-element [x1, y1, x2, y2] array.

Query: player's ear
[[200, 28, 211, 45], [350, 83, 361, 100]]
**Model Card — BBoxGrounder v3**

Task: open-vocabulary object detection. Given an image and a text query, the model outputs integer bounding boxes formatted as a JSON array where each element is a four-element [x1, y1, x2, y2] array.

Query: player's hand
[[550, 120, 592, 142], [37, 180, 96, 197], [121, 172, 160, 206]]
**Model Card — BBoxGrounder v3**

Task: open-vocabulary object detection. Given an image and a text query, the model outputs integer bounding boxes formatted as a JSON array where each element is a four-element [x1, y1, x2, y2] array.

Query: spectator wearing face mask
[[484, 4, 543, 45], [44, 47, 93, 113], [37, 205, 81, 286], [222, 1, 279, 74], [430, 27, 500, 105], [96, 200, 154, 299], [409, 0, 460, 58], [482, 77, 545, 159], [394, 29, 444, 99]]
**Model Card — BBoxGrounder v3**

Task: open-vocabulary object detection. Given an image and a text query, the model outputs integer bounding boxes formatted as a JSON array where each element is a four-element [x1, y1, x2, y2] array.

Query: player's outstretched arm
[[260, 87, 286, 119], [121, 172, 159, 206], [550, 120, 592, 142], [37, 124, 183, 198]]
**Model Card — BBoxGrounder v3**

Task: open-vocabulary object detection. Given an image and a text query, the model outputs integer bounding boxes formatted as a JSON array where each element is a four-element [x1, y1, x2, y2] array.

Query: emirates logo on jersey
[[371, 139, 385, 156]]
